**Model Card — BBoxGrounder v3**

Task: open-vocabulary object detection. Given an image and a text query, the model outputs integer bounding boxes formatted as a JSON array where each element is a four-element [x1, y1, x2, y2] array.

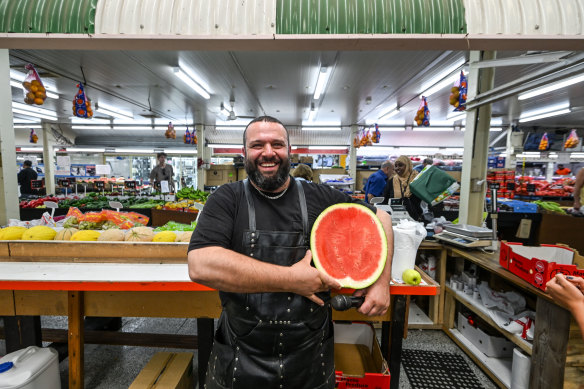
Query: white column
[[348, 124, 358, 190], [196, 124, 205, 190], [42, 122, 56, 195], [0, 49, 19, 224], [504, 126, 516, 169], [458, 51, 496, 226], [545, 162, 554, 182]]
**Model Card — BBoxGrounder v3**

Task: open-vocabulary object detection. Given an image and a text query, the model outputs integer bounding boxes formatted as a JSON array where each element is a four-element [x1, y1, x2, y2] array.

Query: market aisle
[[0, 318, 497, 389]]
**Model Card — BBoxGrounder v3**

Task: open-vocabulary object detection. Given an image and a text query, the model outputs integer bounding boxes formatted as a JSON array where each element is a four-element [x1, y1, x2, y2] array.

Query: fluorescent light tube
[[207, 144, 243, 148], [519, 74, 584, 100], [307, 106, 318, 122], [413, 126, 454, 131], [96, 103, 134, 120], [70, 117, 111, 125], [13, 108, 57, 121], [313, 67, 331, 100], [174, 67, 211, 100], [18, 147, 43, 152], [112, 126, 154, 131], [71, 126, 112, 130], [378, 106, 400, 120], [12, 101, 57, 116], [308, 146, 347, 150], [14, 125, 42, 129], [165, 149, 198, 154], [519, 109, 571, 122], [302, 127, 341, 131], [419, 58, 466, 98], [376, 127, 406, 132], [215, 126, 245, 131], [65, 148, 106, 153], [519, 103, 571, 123], [571, 153, 584, 157]]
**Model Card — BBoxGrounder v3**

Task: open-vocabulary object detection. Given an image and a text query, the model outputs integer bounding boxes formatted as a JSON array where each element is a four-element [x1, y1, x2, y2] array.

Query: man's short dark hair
[[157, 152, 167, 159], [424, 158, 433, 165], [23, 160, 32, 167], [243, 116, 290, 148]]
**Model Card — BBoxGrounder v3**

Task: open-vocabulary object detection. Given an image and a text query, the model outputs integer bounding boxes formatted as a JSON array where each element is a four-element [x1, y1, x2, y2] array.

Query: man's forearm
[[188, 246, 293, 292]]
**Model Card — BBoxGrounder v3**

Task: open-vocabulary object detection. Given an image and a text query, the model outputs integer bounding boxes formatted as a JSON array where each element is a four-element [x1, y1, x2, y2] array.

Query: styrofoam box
[[457, 313, 514, 358], [0, 346, 60, 389]]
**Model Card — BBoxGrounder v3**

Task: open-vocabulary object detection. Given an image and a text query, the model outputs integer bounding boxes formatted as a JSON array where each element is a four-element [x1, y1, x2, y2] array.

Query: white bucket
[[0, 346, 60, 389]]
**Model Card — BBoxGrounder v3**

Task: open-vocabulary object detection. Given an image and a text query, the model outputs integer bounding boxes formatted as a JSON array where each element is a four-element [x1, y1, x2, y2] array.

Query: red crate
[[499, 242, 584, 290]]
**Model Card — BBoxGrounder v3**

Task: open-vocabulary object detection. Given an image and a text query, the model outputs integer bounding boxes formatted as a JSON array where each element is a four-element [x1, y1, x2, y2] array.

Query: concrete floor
[[0, 317, 497, 389]]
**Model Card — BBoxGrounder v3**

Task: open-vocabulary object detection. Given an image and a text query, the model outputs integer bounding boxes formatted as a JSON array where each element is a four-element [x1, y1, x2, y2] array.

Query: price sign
[[30, 179, 44, 190], [506, 182, 516, 191], [124, 181, 137, 190], [94, 181, 105, 190], [526, 183, 536, 193], [488, 183, 500, 190], [59, 179, 70, 188]]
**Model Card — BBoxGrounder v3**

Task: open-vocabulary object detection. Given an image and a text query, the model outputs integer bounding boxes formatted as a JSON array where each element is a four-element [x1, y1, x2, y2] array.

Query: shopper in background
[[292, 163, 313, 182], [382, 155, 423, 221], [188, 116, 393, 388], [573, 167, 584, 212], [17, 160, 38, 195], [555, 164, 572, 175], [414, 157, 433, 173], [546, 274, 584, 341], [364, 160, 394, 203], [149, 152, 174, 192]]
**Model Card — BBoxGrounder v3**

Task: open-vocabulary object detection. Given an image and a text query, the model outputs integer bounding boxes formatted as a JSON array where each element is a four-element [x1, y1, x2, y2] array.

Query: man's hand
[[353, 278, 390, 317], [288, 250, 342, 306]]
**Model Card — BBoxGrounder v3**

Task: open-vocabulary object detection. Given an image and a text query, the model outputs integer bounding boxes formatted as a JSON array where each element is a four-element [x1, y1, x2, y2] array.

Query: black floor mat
[[402, 349, 484, 389]]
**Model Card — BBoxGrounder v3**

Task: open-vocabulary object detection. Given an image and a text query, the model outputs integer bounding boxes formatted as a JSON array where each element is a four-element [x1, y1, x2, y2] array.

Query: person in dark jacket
[[18, 160, 38, 195], [187, 116, 393, 388]]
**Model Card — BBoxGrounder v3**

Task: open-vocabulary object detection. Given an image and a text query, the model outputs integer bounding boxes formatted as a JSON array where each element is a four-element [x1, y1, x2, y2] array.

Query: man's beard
[[245, 155, 290, 191]]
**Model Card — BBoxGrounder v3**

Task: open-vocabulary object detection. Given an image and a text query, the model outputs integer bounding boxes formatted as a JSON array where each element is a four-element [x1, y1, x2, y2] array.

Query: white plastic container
[[0, 346, 60, 389]]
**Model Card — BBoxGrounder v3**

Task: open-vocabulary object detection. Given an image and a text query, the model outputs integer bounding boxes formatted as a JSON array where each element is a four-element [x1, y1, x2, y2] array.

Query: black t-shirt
[[189, 177, 376, 255], [18, 167, 38, 194]]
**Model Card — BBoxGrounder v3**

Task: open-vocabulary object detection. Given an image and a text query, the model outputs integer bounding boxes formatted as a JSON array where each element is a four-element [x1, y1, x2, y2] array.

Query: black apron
[[204, 179, 335, 389]]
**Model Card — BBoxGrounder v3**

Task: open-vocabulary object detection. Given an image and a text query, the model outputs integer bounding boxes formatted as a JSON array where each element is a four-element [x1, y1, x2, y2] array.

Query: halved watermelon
[[310, 203, 387, 289]]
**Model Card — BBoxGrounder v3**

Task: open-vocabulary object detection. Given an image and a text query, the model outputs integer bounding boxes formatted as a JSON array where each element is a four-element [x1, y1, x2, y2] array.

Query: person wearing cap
[[150, 152, 174, 192]]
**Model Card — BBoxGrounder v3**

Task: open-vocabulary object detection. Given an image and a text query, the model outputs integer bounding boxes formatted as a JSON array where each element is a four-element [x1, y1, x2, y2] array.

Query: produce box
[[151, 209, 197, 227], [457, 313, 514, 358], [129, 352, 193, 389], [499, 241, 584, 290], [334, 322, 390, 389]]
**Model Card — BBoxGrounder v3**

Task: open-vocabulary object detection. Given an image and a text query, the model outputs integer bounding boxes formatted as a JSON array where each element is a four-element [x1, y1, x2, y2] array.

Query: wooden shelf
[[447, 328, 512, 389], [408, 301, 439, 330], [445, 286, 532, 355]]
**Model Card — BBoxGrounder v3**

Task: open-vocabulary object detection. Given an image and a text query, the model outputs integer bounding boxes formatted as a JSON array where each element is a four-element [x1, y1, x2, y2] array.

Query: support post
[[348, 125, 358, 189], [68, 291, 84, 389], [42, 122, 56, 195], [195, 124, 206, 191], [0, 48, 19, 225], [458, 51, 496, 226]]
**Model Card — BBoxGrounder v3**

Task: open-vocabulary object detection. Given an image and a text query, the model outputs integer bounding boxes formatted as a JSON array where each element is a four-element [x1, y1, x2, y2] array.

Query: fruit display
[[402, 269, 422, 285], [310, 203, 387, 289], [564, 129, 580, 149], [72, 83, 93, 118], [157, 200, 201, 212], [64, 207, 149, 230], [176, 231, 193, 242], [175, 187, 210, 201], [415, 97, 430, 127], [98, 229, 126, 241], [153, 231, 177, 242], [449, 71, 467, 111], [538, 132, 549, 151], [125, 227, 155, 242], [21, 225, 57, 240], [533, 200, 566, 215], [54, 228, 79, 241], [58, 194, 164, 210], [0, 226, 27, 240], [22, 64, 47, 105], [154, 221, 196, 232], [70, 230, 101, 241]]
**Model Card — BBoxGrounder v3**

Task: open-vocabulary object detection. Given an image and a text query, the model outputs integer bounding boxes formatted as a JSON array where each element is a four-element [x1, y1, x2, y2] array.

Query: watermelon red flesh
[[310, 203, 387, 289]]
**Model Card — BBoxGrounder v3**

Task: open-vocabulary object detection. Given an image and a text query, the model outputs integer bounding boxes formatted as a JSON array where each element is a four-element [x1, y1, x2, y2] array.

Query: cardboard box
[[457, 313, 514, 358], [499, 241, 584, 290], [130, 352, 193, 389], [536, 213, 584, 254], [205, 164, 237, 186], [334, 322, 390, 389], [299, 156, 313, 164]]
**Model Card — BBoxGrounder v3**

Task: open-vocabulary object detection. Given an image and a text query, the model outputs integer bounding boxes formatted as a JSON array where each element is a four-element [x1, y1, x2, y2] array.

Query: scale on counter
[[371, 197, 414, 225], [434, 224, 493, 248]]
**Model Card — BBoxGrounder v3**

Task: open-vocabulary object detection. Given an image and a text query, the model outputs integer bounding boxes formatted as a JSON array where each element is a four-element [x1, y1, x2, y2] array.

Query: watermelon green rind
[[310, 203, 387, 289]]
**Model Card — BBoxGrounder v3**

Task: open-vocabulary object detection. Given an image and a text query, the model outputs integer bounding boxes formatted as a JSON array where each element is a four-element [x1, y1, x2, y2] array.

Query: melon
[[0, 226, 27, 240], [70, 230, 101, 241], [153, 231, 176, 242], [98, 229, 126, 242], [125, 227, 155, 242], [310, 203, 387, 289], [55, 228, 79, 241], [176, 231, 193, 243], [21, 226, 57, 241]]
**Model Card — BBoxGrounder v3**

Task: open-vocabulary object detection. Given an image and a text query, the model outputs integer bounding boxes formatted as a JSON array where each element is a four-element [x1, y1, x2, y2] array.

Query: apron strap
[[243, 179, 256, 233], [296, 178, 309, 239]]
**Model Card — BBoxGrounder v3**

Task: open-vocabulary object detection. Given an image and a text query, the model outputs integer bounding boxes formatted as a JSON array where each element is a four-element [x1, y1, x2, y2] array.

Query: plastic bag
[[449, 71, 467, 111], [391, 220, 427, 281], [564, 129, 579, 149], [538, 132, 549, 150], [183, 127, 197, 145], [165, 122, 176, 139], [29, 129, 38, 144], [22, 64, 47, 106], [409, 165, 459, 206], [415, 97, 430, 127], [72, 83, 93, 118]]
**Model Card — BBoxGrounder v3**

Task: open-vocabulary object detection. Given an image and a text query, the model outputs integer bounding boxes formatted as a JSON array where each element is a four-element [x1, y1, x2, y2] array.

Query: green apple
[[402, 269, 421, 285]]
